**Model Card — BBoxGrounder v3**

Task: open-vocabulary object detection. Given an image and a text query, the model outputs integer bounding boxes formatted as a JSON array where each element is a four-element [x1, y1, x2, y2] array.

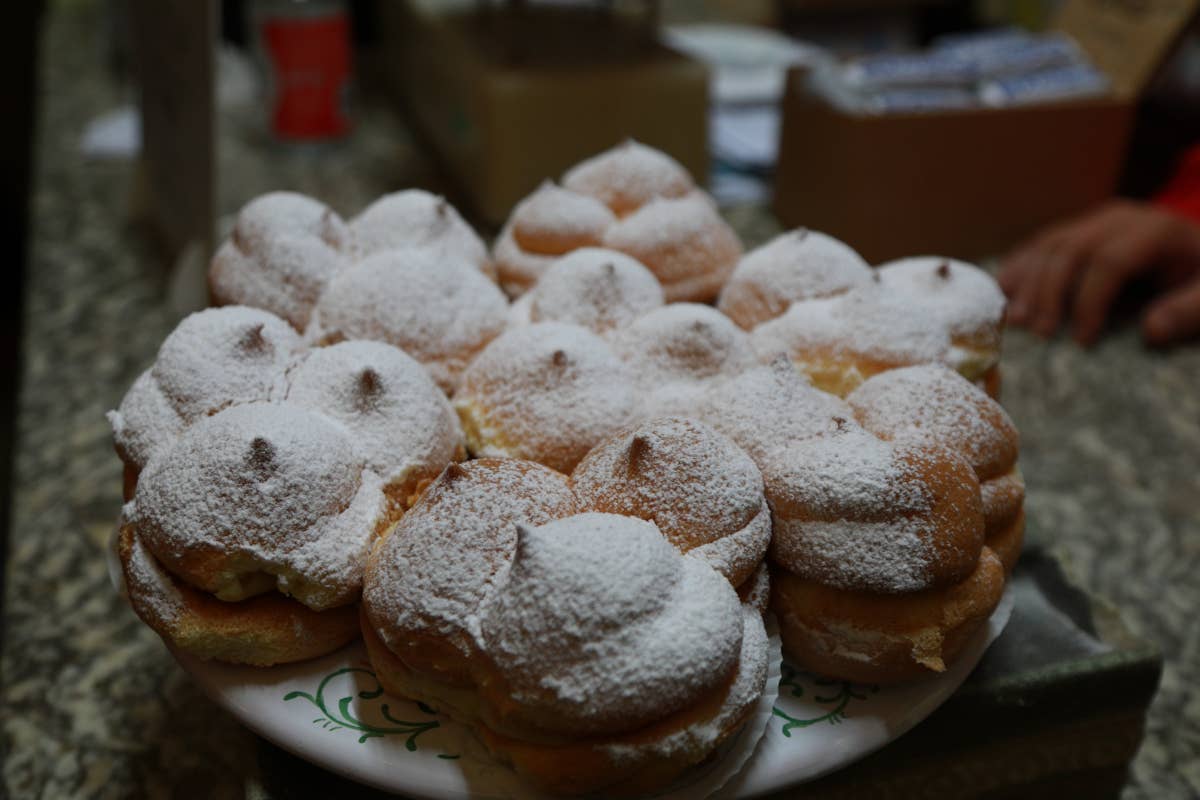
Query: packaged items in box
[[814, 27, 1110, 115]]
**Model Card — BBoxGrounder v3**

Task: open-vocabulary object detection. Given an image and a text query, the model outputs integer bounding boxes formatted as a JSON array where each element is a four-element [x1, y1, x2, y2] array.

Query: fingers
[[1031, 236, 1092, 337], [1069, 213, 1180, 345], [999, 238, 1049, 325], [1070, 252, 1137, 345], [1000, 205, 1118, 335], [998, 201, 1200, 344], [1142, 279, 1200, 346]]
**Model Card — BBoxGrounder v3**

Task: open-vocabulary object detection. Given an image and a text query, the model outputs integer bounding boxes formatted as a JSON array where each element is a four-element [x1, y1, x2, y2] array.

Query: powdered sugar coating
[[306, 248, 510, 394], [108, 369, 186, 471], [209, 192, 351, 330], [751, 284, 952, 395], [571, 417, 769, 584], [364, 459, 577, 659], [602, 192, 743, 303], [698, 357, 853, 465], [350, 190, 491, 276], [109, 306, 305, 470], [601, 604, 768, 762], [763, 426, 983, 593], [763, 427, 937, 592], [848, 364, 1018, 480], [687, 508, 772, 587], [121, 519, 187, 628], [754, 286, 950, 366], [527, 248, 664, 334], [616, 304, 755, 382], [510, 182, 617, 255], [132, 402, 386, 610], [492, 222, 559, 297], [506, 292, 534, 327], [454, 323, 639, 473], [877, 257, 1006, 351], [718, 229, 873, 330], [283, 340, 464, 497], [613, 303, 755, 418], [562, 140, 694, 216], [154, 307, 304, 420], [478, 513, 743, 736]]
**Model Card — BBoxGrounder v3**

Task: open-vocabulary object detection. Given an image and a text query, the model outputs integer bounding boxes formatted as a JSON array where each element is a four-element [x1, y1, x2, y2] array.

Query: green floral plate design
[[771, 663, 879, 737], [163, 590, 1011, 799], [282, 664, 458, 757]]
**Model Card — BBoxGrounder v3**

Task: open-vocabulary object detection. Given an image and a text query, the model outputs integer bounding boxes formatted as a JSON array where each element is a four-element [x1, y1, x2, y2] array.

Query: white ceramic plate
[[169, 591, 1012, 799]]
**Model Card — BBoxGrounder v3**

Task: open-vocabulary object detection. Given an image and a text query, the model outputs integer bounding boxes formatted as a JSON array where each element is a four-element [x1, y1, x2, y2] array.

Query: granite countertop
[[4, 5, 1199, 799]]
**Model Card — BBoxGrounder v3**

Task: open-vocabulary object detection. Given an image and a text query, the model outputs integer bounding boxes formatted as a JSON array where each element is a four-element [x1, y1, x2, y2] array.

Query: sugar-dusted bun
[[761, 418, 998, 683], [473, 513, 766, 796], [306, 248, 509, 394], [108, 306, 305, 490], [572, 417, 770, 587], [718, 229, 873, 330], [562, 140, 694, 217], [496, 143, 730, 303], [477, 513, 742, 737], [120, 526, 360, 666], [362, 459, 577, 705], [209, 192, 350, 330], [496, 142, 710, 300], [492, 183, 617, 297], [350, 190, 494, 280], [736, 560, 772, 615], [492, 222, 560, 298], [980, 477, 1025, 572], [771, 547, 1005, 685], [615, 303, 756, 381], [751, 284, 951, 397], [110, 371, 184, 499], [602, 192, 743, 303], [526, 248, 664, 335], [848, 364, 1024, 571], [454, 323, 638, 472], [698, 356, 853, 465], [121, 402, 389, 665], [764, 424, 985, 595], [479, 602, 767, 797], [284, 340, 465, 512], [148, 307, 301, 423], [364, 494, 768, 797], [847, 364, 1018, 487], [132, 403, 385, 608], [612, 303, 755, 418], [877, 257, 1006, 387], [511, 181, 617, 256]]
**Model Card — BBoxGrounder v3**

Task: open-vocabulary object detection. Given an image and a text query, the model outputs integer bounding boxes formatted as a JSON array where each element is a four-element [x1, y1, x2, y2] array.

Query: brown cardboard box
[[377, 2, 709, 226], [774, 0, 1198, 263]]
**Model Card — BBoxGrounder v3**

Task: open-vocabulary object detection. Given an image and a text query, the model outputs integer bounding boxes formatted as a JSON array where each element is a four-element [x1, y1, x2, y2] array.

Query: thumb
[[1141, 279, 1200, 346]]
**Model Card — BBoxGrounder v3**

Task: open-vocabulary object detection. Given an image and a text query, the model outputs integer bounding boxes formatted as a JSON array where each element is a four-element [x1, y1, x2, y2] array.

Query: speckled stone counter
[[4, 5, 1198, 799]]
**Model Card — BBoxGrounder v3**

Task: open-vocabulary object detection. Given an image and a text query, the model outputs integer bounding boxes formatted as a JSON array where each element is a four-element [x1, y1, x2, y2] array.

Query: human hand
[[998, 200, 1200, 346]]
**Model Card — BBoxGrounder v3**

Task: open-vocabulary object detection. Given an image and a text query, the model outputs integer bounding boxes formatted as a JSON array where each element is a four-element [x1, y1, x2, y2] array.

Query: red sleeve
[[1154, 142, 1200, 224]]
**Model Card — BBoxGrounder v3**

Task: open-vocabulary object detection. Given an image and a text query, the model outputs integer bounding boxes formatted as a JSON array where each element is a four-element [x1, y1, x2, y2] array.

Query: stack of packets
[[810, 27, 1110, 115]]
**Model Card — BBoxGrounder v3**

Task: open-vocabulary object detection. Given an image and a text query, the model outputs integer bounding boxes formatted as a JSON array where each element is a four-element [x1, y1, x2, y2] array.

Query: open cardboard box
[[375, 1, 710, 226], [774, 0, 1199, 263]]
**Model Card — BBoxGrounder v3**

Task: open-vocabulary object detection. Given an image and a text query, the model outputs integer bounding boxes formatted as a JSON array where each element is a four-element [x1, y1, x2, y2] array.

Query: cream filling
[[946, 345, 999, 382]]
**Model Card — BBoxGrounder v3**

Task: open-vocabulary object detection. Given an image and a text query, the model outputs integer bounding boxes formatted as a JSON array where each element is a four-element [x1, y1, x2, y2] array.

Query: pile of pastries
[[111, 141, 1021, 796]]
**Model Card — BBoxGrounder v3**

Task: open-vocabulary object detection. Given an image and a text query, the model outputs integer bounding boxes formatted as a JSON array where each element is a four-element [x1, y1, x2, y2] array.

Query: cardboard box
[[773, 0, 1198, 263], [377, 2, 710, 226]]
